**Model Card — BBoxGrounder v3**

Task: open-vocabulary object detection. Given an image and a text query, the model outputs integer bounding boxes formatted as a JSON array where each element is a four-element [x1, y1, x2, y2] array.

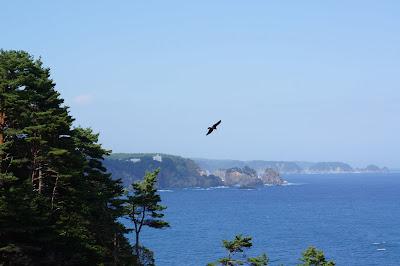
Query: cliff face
[[213, 166, 285, 187], [260, 168, 285, 185], [222, 166, 263, 187]]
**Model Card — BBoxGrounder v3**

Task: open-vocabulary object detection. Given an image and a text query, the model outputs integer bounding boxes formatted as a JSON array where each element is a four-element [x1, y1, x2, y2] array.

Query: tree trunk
[[31, 161, 38, 191], [135, 231, 140, 257], [112, 232, 118, 266], [51, 175, 59, 209], [31, 169, 37, 190], [30, 146, 41, 192], [38, 168, 43, 194], [0, 111, 5, 145]]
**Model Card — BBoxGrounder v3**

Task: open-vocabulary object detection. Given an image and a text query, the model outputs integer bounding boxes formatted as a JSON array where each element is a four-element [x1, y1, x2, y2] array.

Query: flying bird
[[206, 120, 221, 136]]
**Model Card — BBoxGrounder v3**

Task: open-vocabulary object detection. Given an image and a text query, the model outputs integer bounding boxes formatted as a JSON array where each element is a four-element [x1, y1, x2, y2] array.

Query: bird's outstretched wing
[[206, 128, 213, 135], [213, 120, 222, 127]]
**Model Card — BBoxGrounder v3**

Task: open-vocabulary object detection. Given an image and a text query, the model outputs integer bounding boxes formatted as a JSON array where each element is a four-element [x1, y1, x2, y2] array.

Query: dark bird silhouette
[[206, 120, 221, 136]]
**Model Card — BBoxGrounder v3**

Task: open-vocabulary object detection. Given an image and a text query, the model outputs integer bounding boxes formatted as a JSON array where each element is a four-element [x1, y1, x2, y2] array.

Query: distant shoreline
[[105, 153, 394, 189], [282, 171, 394, 175]]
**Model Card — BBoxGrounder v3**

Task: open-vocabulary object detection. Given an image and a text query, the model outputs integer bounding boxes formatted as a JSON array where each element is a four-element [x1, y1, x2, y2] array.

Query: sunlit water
[[123, 173, 400, 265]]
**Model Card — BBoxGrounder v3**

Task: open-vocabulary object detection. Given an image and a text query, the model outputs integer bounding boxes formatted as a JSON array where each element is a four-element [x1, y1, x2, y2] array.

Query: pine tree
[[208, 234, 269, 266], [299, 246, 335, 266], [0, 50, 136, 265], [125, 169, 169, 263]]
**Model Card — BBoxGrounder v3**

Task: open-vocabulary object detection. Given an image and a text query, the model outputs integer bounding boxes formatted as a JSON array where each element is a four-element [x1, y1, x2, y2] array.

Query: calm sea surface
[[124, 173, 400, 265]]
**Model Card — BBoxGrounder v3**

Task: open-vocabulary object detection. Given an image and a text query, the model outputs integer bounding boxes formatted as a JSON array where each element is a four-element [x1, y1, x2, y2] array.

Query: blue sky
[[2, 1, 399, 167]]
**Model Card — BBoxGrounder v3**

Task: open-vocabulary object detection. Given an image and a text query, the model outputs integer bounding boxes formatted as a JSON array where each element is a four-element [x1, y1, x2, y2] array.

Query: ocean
[[125, 173, 400, 265]]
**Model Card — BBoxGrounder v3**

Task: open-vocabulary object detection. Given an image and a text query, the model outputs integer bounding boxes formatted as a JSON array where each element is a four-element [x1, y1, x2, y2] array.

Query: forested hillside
[[105, 153, 222, 188]]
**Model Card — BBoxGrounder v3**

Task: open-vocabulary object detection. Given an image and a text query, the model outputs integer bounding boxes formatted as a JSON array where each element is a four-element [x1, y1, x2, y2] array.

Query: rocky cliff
[[260, 168, 286, 185], [222, 166, 263, 187], [213, 166, 285, 187]]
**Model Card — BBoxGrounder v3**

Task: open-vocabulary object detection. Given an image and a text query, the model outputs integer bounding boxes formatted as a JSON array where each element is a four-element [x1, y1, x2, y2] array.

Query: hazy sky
[[2, 1, 399, 167]]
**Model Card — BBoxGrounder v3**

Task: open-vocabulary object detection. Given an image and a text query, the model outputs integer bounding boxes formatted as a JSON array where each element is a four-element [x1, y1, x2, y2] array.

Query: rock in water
[[220, 166, 263, 187], [260, 168, 285, 185]]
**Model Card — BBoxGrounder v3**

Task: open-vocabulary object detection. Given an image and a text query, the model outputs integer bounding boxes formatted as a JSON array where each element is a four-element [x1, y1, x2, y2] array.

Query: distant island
[[105, 153, 389, 189]]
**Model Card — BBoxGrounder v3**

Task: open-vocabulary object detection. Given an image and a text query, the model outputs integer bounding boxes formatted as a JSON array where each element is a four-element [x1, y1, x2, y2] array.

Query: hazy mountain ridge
[[193, 158, 389, 174]]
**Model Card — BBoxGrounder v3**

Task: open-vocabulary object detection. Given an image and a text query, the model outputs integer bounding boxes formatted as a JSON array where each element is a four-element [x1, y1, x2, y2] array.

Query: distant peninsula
[[104, 153, 222, 188], [105, 153, 388, 189]]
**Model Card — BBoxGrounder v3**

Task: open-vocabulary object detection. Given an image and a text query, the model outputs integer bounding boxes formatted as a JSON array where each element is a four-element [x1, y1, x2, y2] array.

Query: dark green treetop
[[208, 234, 269, 266], [299, 246, 335, 266]]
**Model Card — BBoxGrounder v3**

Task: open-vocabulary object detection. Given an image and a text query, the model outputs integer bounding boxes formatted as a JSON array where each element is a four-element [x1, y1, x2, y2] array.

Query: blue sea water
[[125, 173, 400, 265]]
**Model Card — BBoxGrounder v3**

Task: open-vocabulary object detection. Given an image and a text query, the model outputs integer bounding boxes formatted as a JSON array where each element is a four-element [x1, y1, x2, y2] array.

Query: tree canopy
[[0, 50, 136, 265], [299, 246, 335, 266], [208, 234, 269, 266]]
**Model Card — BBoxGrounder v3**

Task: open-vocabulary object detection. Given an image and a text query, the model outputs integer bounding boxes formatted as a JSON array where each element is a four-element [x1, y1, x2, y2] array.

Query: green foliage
[[222, 235, 253, 255], [209, 234, 269, 266], [125, 169, 169, 265], [299, 246, 335, 266], [247, 254, 269, 266], [0, 50, 136, 265]]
